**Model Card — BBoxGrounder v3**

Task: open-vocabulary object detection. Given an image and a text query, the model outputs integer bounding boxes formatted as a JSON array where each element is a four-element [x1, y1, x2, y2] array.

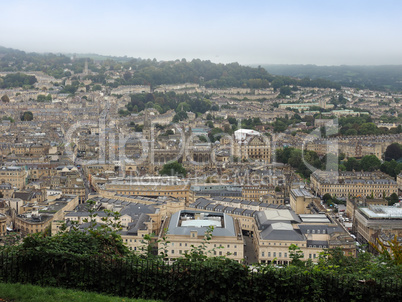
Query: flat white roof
[[181, 219, 221, 228], [263, 209, 295, 221], [361, 206, 402, 219], [271, 222, 294, 230]]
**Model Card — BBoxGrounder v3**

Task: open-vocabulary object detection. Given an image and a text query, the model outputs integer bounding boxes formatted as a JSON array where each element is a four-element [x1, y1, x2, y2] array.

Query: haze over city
[[2, 0, 402, 65]]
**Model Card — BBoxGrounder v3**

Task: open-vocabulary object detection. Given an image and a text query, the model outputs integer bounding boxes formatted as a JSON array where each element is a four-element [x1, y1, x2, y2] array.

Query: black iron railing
[[0, 251, 400, 301]]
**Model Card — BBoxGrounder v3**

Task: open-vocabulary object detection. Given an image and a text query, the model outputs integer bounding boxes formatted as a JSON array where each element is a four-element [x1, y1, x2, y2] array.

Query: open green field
[[0, 283, 158, 302]]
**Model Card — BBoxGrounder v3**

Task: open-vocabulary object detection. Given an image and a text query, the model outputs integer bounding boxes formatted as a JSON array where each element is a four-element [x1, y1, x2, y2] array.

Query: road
[[243, 235, 258, 265]]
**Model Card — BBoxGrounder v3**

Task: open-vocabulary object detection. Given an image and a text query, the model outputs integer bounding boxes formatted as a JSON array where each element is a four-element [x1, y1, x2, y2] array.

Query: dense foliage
[[0, 73, 37, 88], [126, 92, 213, 115], [384, 143, 402, 161], [159, 161, 187, 177], [20, 111, 33, 121], [343, 151, 402, 177], [275, 147, 324, 178], [1, 203, 401, 301], [0, 46, 345, 92], [263, 64, 402, 91], [0, 244, 400, 302]]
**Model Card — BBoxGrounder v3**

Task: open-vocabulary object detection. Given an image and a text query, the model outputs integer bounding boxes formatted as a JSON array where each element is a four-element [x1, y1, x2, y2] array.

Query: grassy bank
[[0, 283, 158, 302]]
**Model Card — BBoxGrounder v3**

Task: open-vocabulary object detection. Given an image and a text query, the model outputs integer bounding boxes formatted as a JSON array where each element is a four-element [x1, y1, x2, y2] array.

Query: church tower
[[84, 60, 89, 76], [143, 110, 152, 140]]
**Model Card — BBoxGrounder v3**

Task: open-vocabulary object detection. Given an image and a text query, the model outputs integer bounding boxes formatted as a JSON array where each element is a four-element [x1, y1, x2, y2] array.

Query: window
[[284, 253, 287, 258], [273, 252, 276, 257], [279, 252, 282, 258], [171, 250, 174, 254], [268, 252, 271, 257], [262, 252, 265, 257]]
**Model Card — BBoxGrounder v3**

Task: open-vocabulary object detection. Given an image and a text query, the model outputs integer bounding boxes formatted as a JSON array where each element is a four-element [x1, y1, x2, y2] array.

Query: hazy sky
[[2, 0, 402, 65]]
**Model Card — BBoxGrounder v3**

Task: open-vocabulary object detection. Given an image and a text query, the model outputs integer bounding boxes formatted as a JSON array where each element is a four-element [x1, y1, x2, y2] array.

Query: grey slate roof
[[260, 222, 305, 241], [167, 210, 237, 237]]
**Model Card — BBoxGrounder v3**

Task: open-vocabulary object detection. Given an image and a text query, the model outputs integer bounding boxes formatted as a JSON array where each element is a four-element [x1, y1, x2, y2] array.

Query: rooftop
[[360, 205, 402, 219], [167, 210, 237, 237]]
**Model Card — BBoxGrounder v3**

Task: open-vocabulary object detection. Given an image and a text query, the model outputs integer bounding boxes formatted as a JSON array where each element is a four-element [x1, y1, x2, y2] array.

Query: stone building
[[310, 171, 398, 199], [290, 188, 320, 215], [0, 166, 27, 190], [253, 210, 356, 265], [353, 205, 402, 252], [159, 210, 244, 262]]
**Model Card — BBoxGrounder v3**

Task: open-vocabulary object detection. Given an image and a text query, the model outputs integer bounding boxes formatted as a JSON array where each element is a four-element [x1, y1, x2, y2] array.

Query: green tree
[[344, 157, 360, 171], [208, 128, 223, 142], [20, 111, 33, 121], [15, 200, 130, 257], [228, 116, 237, 125], [198, 135, 208, 142], [1, 95, 10, 103], [206, 121, 214, 128], [359, 122, 378, 135], [2, 116, 14, 123], [37, 94, 50, 102], [176, 102, 190, 112], [159, 161, 186, 177], [388, 193, 399, 205], [92, 84, 102, 91], [322, 193, 332, 203], [380, 160, 402, 177], [289, 244, 304, 266], [370, 235, 402, 265], [279, 86, 292, 96], [384, 143, 402, 161], [360, 155, 381, 172], [172, 111, 188, 123]]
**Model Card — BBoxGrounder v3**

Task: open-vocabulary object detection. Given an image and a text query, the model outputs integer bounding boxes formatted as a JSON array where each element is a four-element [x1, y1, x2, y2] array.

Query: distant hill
[[0, 45, 340, 90], [65, 53, 136, 63], [260, 64, 402, 91]]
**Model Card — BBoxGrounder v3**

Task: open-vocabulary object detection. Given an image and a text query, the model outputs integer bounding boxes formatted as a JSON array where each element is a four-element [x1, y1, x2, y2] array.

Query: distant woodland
[[0, 46, 339, 90], [2, 46, 402, 92], [262, 64, 402, 91]]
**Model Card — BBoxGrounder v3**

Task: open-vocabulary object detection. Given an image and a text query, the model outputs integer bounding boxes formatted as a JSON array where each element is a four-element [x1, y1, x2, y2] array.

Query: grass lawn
[[0, 283, 158, 302]]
